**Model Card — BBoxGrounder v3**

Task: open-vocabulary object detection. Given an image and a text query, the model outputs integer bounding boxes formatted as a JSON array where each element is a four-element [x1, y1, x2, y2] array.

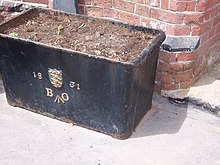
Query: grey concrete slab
[[0, 79, 220, 165], [189, 61, 220, 112], [162, 35, 200, 52], [53, 0, 77, 13]]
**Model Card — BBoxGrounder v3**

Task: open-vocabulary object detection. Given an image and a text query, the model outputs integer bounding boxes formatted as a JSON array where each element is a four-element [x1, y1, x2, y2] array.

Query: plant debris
[[4, 12, 157, 62]]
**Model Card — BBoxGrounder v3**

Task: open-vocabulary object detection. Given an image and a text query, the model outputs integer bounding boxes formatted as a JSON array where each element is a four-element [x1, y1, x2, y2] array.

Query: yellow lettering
[[38, 73, 42, 79], [76, 84, 80, 90], [54, 95, 64, 104], [33, 72, 37, 78], [69, 81, 76, 88], [70, 81, 81, 91], [45, 88, 70, 104], [33, 72, 42, 80], [61, 93, 69, 102], [46, 88, 53, 97]]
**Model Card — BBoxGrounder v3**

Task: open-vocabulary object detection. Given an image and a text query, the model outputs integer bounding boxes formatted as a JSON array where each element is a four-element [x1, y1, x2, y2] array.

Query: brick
[[216, 23, 220, 34], [118, 11, 140, 25], [135, 4, 150, 17], [169, 1, 187, 12], [183, 61, 195, 71], [166, 25, 191, 36], [193, 70, 204, 83], [159, 51, 177, 63], [173, 71, 194, 83], [176, 52, 198, 62], [191, 26, 201, 36], [169, 1, 196, 12], [156, 71, 174, 84], [162, 83, 178, 90], [113, 0, 134, 13], [140, 17, 152, 27], [86, 7, 119, 19], [205, 0, 218, 11], [102, 8, 119, 18], [160, 73, 174, 84], [204, 7, 218, 21], [194, 55, 203, 68], [198, 44, 212, 60], [149, 20, 167, 31], [131, 0, 144, 3], [78, 5, 86, 14], [196, 0, 206, 12], [91, 0, 112, 8], [149, 0, 160, 7], [157, 60, 184, 73], [200, 32, 209, 45], [78, 0, 91, 5], [208, 27, 216, 38], [198, 49, 210, 63], [200, 21, 212, 34], [179, 80, 194, 89], [186, 1, 196, 11], [168, 63, 185, 72], [161, 0, 169, 9], [86, 7, 103, 17], [213, 15, 220, 26], [150, 8, 184, 24], [184, 13, 203, 24], [211, 7, 218, 17], [193, 61, 206, 78]]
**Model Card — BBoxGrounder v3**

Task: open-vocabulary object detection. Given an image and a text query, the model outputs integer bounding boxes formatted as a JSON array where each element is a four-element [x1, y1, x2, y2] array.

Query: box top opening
[[0, 8, 165, 64]]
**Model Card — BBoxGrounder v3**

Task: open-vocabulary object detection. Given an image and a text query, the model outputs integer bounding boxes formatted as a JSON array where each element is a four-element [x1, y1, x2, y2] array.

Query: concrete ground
[[0, 78, 220, 165], [189, 61, 220, 114]]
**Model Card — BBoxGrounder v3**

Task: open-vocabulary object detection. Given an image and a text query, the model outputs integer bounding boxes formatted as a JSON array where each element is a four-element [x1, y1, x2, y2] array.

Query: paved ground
[[189, 61, 220, 114], [0, 78, 220, 165]]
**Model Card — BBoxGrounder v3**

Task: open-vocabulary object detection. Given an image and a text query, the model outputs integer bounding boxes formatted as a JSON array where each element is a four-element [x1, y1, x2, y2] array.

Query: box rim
[[0, 7, 166, 66]]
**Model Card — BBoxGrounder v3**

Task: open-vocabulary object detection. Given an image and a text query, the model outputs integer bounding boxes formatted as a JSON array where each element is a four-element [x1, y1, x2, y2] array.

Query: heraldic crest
[[48, 68, 63, 88]]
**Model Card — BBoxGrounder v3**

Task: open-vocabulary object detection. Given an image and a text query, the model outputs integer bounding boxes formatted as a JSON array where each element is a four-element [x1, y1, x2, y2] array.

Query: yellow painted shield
[[48, 68, 63, 88]]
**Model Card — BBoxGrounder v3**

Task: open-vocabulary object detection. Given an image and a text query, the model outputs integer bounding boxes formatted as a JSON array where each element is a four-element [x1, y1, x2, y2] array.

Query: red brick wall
[[79, 0, 220, 97], [156, 0, 220, 96]]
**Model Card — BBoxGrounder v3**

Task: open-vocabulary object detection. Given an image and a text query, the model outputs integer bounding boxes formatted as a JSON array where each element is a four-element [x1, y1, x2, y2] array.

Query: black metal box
[[0, 8, 165, 139]]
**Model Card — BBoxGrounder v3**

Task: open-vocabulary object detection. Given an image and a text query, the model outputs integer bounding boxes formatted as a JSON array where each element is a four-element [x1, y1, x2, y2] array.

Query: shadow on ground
[[192, 61, 220, 87], [131, 94, 188, 138], [132, 61, 220, 138]]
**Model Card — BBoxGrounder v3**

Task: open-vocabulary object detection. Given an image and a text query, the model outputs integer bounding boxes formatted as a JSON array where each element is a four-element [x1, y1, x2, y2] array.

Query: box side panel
[[0, 37, 134, 138], [128, 48, 160, 130]]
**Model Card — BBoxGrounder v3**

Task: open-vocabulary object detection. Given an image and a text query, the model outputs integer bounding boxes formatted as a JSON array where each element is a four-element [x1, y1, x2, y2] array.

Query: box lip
[[0, 7, 166, 66]]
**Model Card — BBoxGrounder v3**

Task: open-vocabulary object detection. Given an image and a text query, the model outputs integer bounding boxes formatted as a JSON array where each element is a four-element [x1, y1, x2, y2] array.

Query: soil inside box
[[3, 12, 157, 62]]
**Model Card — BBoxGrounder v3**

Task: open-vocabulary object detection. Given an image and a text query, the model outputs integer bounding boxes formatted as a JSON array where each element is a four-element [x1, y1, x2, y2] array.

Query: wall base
[[161, 89, 189, 99]]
